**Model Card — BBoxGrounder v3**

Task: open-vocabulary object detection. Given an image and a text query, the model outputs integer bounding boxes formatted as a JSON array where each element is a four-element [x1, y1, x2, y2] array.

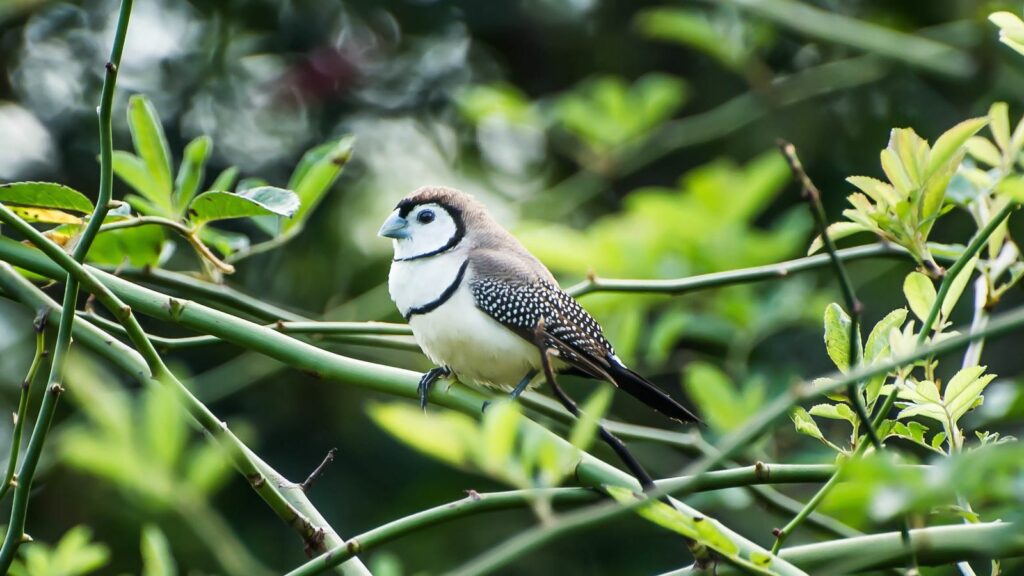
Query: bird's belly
[[408, 288, 540, 389]]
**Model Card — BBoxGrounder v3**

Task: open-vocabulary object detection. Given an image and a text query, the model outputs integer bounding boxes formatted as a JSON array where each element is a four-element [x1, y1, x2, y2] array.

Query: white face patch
[[392, 202, 461, 260]]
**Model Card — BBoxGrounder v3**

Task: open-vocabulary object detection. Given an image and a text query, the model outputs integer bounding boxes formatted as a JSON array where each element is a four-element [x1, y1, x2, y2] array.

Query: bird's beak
[[378, 212, 410, 239]]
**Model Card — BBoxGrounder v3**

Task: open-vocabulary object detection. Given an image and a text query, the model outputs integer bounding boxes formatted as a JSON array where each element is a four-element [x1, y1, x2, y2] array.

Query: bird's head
[[379, 186, 483, 261]]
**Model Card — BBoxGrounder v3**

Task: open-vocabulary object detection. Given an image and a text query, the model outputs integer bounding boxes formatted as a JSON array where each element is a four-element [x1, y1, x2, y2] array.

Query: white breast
[[389, 257, 541, 388], [388, 250, 467, 316]]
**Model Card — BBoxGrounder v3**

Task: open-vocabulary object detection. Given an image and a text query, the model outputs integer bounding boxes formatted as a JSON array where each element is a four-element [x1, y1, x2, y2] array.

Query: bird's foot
[[417, 367, 450, 411], [507, 370, 538, 403]]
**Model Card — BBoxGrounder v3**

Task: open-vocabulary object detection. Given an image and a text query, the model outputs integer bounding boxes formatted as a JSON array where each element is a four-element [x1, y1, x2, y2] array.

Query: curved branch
[[101, 216, 235, 274]]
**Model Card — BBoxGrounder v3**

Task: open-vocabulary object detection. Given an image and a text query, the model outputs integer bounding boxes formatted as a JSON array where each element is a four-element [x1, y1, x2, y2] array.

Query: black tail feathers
[[607, 360, 701, 424]]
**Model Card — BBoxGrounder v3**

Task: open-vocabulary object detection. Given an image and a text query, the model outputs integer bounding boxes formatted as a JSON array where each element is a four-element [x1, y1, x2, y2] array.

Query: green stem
[[0, 209, 370, 575], [0, 318, 46, 503], [283, 463, 840, 576], [778, 141, 880, 452], [566, 244, 948, 297], [78, 312, 416, 351], [116, 266, 309, 323], [101, 216, 235, 273], [0, 0, 133, 569]]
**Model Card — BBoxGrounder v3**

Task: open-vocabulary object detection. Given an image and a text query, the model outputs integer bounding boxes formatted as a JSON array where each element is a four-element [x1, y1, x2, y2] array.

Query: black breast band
[[404, 260, 469, 320]]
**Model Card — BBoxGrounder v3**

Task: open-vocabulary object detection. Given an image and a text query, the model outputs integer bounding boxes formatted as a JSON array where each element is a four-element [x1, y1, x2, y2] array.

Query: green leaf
[[965, 136, 1002, 167], [807, 221, 867, 255], [141, 525, 177, 576], [864, 308, 908, 363], [112, 151, 166, 211], [996, 175, 1024, 202], [187, 187, 300, 225], [210, 166, 240, 192], [184, 441, 232, 495], [88, 225, 165, 267], [142, 385, 185, 469], [945, 367, 996, 421], [809, 403, 857, 425], [368, 403, 476, 468], [682, 362, 752, 432], [791, 407, 826, 442], [903, 272, 936, 323], [570, 385, 613, 450], [823, 303, 853, 372], [605, 485, 740, 556], [926, 117, 988, 177], [941, 256, 977, 319], [127, 95, 173, 205], [481, 401, 520, 473], [991, 12, 1024, 44], [198, 226, 250, 257], [285, 135, 355, 234], [173, 135, 211, 214], [847, 175, 899, 206], [990, 103, 1011, 152], [0, 181, 94, 213]]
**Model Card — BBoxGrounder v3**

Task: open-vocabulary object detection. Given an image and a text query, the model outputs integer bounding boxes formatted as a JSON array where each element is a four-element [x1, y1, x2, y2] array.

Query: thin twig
[[101, 216, 235, 273], [301, 449, 337, 493], [778, 140, 879, 451], [0, 312, 46, 503]]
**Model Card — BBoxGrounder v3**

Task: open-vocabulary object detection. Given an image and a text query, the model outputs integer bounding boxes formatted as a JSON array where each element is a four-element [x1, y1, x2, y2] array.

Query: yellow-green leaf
[[368, 403, 476, 467], [823, 303, 853, 372], [926, 117, 988, 177], [903, 272, 936, 322]]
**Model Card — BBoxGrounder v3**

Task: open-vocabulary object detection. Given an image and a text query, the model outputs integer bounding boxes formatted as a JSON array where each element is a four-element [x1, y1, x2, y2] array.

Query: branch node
[[32, 309, 47, 333], [754, 461, 770, 481], [465, 489, 482, 501], [18, 534, 31, 544], [46, 383, 64, 395], [300, 448, 337, 493], [771, 527, 783, 537], [346, 538, 361, 555], [303, 527, 327, 557], [104, 61, 117, 73], [248, 473, 266, 489]]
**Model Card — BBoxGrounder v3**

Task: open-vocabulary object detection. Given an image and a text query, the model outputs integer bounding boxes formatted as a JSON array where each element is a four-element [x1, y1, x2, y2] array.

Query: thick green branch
[[665, 522, 1024, 575]]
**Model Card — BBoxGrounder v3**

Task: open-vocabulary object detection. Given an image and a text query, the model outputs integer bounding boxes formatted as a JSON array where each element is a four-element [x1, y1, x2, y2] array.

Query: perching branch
[[0, 0, 133, 568], [0, 311, 46, 503]]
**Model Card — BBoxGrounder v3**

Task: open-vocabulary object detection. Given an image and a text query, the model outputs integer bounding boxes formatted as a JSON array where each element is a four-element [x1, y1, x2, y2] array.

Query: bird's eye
[[417, 210, 435, 224]]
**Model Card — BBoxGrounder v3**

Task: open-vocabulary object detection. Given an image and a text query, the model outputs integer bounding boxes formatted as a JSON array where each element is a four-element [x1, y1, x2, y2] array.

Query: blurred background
[[1, 0, 1024, 574]]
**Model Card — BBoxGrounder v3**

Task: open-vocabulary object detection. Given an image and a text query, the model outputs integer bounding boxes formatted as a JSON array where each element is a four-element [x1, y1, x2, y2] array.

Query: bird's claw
[[417, 367, 449, 411]]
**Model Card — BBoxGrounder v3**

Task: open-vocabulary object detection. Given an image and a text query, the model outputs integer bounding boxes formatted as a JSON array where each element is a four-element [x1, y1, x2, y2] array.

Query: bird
[[378, 185, 699, 424]]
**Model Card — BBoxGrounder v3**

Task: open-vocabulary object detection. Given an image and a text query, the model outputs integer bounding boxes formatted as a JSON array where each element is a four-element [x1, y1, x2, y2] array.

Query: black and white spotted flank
[[471, 278, 613, 369]]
